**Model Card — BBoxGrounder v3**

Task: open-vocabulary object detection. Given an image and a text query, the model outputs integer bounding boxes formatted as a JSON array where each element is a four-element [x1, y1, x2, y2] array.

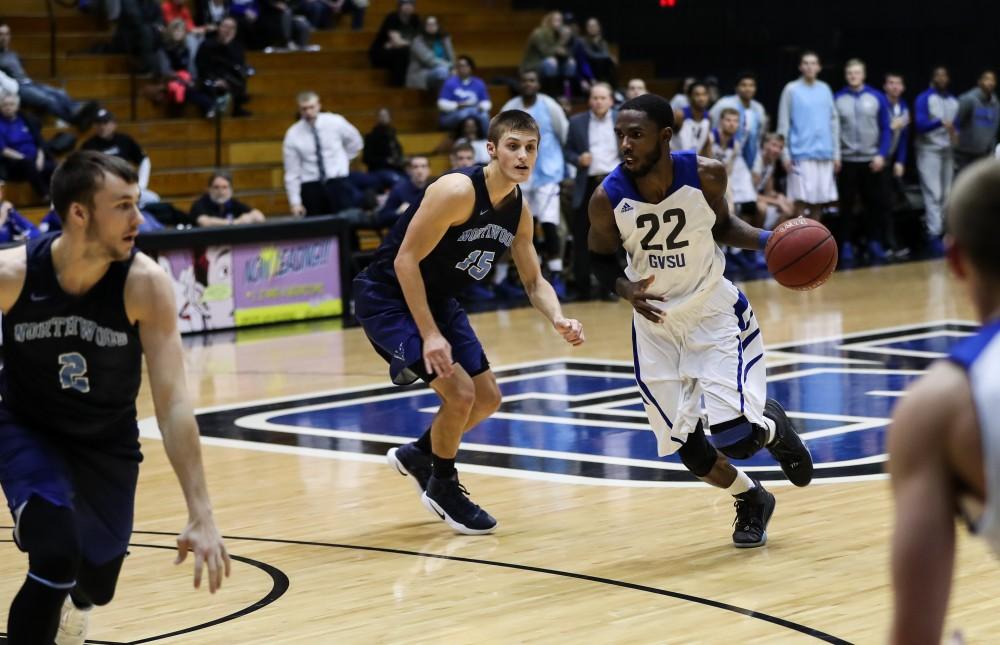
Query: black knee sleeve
[[73, 553, 127, 607], [678, 422, 717, 477], [711, 417, 768, 460], [16, 497, 81, 586], [541, 222, 560, 259]]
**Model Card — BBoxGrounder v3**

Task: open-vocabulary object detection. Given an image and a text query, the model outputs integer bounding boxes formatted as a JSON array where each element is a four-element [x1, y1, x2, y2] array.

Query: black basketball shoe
[[732, 482, 776, 548], [386, 443, 432, 493], [764, 399, 814, 487], [422, 474, 498, 535]]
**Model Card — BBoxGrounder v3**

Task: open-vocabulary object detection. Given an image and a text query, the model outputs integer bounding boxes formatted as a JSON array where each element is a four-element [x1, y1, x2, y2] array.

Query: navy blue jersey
[[0, 234, 142, 441], [362, 164, 523, 301]]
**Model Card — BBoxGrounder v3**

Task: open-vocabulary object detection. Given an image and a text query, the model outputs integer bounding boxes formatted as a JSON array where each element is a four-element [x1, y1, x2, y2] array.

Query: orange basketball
[[764, 218, 838, 290]]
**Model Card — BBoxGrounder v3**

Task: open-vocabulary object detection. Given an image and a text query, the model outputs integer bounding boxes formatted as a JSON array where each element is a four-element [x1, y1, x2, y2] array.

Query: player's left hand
[[176, 514, 231, 594], [554, 317, 584, 346]]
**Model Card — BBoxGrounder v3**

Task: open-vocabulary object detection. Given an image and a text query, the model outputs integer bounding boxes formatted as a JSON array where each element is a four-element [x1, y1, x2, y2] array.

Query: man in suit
[[565, 82, 619, 300]]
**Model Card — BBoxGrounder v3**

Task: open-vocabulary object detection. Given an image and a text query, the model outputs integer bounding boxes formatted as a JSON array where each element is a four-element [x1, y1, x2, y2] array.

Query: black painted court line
[[128, 529, 853, 644], [0, 540, 289, 645]]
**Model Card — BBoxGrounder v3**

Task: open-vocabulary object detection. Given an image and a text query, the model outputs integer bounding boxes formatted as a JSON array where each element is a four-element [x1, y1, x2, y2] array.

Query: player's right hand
[[423, 332, 454, 378], [619, 275, 665, 324], [291, 204, 307, 217], [175, 514, 231, 594]]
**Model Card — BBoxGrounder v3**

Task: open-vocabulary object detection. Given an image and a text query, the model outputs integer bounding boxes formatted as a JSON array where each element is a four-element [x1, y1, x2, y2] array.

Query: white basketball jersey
[[601, 151, 724, 311], [671, 107, 710, 153]]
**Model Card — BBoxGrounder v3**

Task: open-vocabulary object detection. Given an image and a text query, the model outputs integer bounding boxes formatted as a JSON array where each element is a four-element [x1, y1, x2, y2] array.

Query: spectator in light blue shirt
[[437, 55, 491, 136]]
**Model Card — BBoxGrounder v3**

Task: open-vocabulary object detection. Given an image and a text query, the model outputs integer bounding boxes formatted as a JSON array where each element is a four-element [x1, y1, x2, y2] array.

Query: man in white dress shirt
[[283, 91, 364, 216]]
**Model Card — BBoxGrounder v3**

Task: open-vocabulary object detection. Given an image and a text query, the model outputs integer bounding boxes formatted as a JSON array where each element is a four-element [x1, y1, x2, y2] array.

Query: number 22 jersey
[[0, 234, 142, 440], [601, 150, 725, 311]]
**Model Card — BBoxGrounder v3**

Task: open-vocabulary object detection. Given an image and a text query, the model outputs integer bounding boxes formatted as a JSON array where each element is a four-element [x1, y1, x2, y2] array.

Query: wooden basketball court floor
[[1, 259, 997, 644]]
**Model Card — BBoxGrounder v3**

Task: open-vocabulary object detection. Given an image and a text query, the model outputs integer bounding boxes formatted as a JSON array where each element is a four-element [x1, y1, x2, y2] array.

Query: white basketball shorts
[[787, 159, 838, 204], [523, 181, 562, 225]]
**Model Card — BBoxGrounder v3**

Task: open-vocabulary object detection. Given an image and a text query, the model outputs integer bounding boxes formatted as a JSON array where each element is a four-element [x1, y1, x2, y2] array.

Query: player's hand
[[290, 204, 306, 217], [869, 155, 885, 172], [175, 514, 231, 594], [579, 152, 592, 168], [833, 160, 842, 174], [423, 332, 454, 378], [554, 317, 584, 346], [618, 275, 665, 324], [893, 162, 905, 178]]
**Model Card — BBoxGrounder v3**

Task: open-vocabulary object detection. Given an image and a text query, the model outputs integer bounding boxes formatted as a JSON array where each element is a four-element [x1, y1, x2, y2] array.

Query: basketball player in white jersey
[[588, 94, 813, 547], [670, 81, 712, 157], [889, 159, 1000, 644]]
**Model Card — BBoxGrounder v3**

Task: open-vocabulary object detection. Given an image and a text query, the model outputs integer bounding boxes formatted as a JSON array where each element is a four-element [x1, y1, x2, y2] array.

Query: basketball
[[764, 218, 838, 290]]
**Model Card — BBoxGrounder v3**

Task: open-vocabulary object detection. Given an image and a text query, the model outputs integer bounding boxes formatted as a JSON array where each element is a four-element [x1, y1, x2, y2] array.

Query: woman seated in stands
[[158, 19, 217, 117], [405, 16, 454, 91]]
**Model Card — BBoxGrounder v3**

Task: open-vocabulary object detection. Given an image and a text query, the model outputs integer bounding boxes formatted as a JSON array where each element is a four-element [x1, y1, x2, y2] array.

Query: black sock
[[432, 454, 456, 480], [414, 428, 432, 454], [7, 576, 69, 643]]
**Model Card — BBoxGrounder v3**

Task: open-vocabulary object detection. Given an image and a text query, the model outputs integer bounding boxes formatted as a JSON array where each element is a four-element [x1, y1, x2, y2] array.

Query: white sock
[[762, 416, 777, 445], [547, 258, 563, 273], [492, 262, 509, 285], [726, 469, 755, 496]]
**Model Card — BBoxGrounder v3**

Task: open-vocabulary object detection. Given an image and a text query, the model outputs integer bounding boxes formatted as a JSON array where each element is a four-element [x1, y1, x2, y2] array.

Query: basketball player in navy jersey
[[889, 159, 1000, 644], [0, 151, 229, 644], [354, 110, 584, 535], [587, 94, 813, 547]]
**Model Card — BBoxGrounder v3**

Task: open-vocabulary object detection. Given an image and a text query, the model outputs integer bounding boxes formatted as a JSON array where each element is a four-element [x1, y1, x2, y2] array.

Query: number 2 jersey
[[361, 164, 523, 302], [0, 234, 142, 440], [601, 150, 724, 311]]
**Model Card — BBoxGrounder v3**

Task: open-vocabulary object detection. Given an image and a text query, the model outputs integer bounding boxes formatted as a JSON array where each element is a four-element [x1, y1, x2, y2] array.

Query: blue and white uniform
[[601, 151, 766, 456], [948, 319, 1000, 555]]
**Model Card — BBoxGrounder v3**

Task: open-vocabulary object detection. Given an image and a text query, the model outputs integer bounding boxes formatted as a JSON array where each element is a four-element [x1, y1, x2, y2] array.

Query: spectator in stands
[[521, 11, 576, 93], [369, 0, 420, 87], [711, 107, 758, 222], [777, 51, 840, 225], [284, 90, 363, 216], [449, 141, 475, 169], [565, 82, 617, 301], [914, 65, 959, 255], [0, 93, 54, 201], [883, 71, 911, 260], [624, 77, 647, 100], [194, 0, 230, 34], [710, 71, 766, 171], [753, 132, 793, 229], [296, 0, 365, 30], [115, 0, 166, 75], [500, 69, 569, 297], [669, 77, 696, 110], [0, 24, 99, 130], [157, 19, 217, 116], [671, 80, 712, 155], [453, 116, 489, 165], [437, 55, 491, 135], [195, 17, 252, 116], [162, 0, 206, 37], [0, 179, 40, 243], [260, 0, 312, 51], [363, 107, 406, 184], [835, 58, 892, 263], [406, 16, 454, 90], [574, 17, 616, 90], [189, 172, 266, 226], [81, 109, 161, 207], [376, 155, 430, 227], [954, 69, 999, 173]]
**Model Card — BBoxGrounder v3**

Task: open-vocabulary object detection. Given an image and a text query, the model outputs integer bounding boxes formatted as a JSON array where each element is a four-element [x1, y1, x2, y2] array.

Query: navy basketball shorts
[[353, 276, 490, 385], [0, 402, 141, 566]]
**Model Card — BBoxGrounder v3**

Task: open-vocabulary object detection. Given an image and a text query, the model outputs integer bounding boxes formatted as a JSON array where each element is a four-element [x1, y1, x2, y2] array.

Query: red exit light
[[660, 0, 677, 6]]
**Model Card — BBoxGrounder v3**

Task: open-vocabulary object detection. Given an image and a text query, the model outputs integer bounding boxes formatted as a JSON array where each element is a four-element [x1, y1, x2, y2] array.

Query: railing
[[45, 0, 57, 78]]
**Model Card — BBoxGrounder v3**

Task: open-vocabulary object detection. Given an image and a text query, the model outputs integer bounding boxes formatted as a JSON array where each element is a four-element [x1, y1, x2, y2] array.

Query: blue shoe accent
[[550, 275, 566, 300], [463, 283, 495, 302], [867, 240, 886, 263], [387, 443, 432, 493], [422, 475, 497, 535], [927, 237, 945, 258], [839, 241, 854, 265]]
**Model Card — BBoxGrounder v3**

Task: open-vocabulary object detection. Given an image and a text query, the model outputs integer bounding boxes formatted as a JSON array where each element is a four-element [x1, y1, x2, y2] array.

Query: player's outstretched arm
[[888, 362, 963, 645], [126, 255, 230, 593], [0, 245, 27, 314], [511, 200, 583, 346], [588, 186, 664, 323], [702, 157, 771, 253], [394, 174, 477, 377]]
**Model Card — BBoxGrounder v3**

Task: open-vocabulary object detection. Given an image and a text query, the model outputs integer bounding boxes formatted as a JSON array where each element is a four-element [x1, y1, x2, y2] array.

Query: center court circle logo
[[140, 322, 975, 487]]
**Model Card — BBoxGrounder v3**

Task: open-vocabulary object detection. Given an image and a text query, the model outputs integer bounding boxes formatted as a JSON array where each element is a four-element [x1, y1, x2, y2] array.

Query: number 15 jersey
[[601, 151, 724, 311]]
